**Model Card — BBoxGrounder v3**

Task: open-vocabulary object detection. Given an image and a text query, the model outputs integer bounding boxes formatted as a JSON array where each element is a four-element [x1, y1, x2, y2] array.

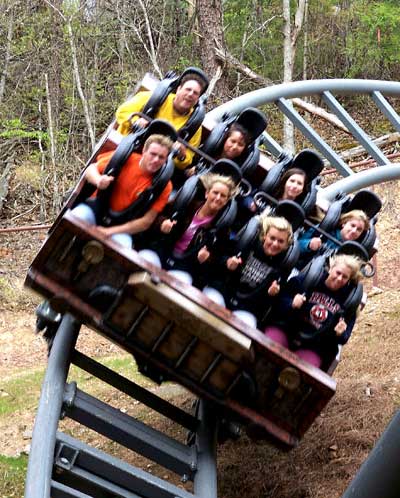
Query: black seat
[[259, 149, 323, 215], [79, 120, 177, 227], [141, 67, 209, 142], [318, 189, 382, 258], [300, 253, 364, 321], [198, 107, 268, 178], [232, 203, 303, 275], [169, 159, 241, 237]]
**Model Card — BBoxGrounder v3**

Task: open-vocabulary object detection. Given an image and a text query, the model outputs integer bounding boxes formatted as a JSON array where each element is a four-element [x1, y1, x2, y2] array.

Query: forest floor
[[1, 180, 400, 498]]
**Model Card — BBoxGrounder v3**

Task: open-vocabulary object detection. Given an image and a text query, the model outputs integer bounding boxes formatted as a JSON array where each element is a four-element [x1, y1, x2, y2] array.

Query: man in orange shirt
[[71, 134, 173, 248]]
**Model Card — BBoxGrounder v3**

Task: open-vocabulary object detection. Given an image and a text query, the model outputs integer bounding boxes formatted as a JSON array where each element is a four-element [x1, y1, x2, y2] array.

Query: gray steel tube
[[194, 399, 218, 498], [24, 314, 80, 498], [206, 79, 400, 123], [341, 410, 400, 498], [320, 164, 400, 200]]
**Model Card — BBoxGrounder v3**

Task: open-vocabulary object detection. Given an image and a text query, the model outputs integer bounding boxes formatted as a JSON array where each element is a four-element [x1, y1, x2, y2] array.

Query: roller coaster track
[[208, 79, 400, 199], [24, 79, 400, 498]]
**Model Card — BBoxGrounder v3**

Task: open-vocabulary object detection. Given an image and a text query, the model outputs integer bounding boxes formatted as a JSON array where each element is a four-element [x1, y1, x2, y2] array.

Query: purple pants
[[264, 326, 322, 368]]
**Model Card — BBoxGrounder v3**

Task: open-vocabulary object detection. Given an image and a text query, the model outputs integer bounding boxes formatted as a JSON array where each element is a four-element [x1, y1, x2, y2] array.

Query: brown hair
[[274, 167, 307, 200], [226, 123, 251, 146], [179, 74, 207, 93], [143, 134, 174, 153]]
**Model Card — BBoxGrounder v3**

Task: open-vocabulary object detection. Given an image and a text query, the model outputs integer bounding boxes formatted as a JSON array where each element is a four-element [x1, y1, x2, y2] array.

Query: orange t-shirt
[[95, 151, 172, 213]]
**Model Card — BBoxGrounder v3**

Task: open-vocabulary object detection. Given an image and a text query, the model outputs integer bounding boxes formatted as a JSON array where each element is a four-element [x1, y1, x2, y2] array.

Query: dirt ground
[[1, 181, 400, 497]]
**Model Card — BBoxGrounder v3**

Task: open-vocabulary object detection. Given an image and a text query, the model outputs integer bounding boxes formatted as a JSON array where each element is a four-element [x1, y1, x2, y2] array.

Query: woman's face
[[222, 131, 246, 159], [205, 182, 230, 212], [340, 218, 365, 241], [262, 227, 289, 256], [282, 173, 305, 200], [325, 263, 352, 291]]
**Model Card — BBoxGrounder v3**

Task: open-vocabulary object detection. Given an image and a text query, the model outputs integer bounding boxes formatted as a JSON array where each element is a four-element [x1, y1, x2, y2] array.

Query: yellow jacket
[[115, 91, 203, 170]]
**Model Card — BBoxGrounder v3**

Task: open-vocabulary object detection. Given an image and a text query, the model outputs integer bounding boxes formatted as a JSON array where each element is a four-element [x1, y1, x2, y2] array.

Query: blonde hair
[[340, 209, 370, 232], [200, 173, 238, 198], [328, 253, 363, 284], [259, 215, 293, 246], [143, 134, 174, 152]]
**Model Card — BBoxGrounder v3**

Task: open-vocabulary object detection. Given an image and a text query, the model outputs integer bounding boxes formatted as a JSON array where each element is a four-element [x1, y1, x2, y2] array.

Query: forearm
[[84, 163, 102, 187], [107, 212, 156, 236]]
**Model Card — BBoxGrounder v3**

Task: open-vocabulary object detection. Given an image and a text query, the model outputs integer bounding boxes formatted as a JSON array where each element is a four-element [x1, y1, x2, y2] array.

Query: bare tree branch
[[136, 0, 163, 78], [215, 47, 350, 134]]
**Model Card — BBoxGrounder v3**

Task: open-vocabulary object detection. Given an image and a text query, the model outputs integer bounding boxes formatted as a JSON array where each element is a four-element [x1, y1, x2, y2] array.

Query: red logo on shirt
[[310, 304, 328, 323]]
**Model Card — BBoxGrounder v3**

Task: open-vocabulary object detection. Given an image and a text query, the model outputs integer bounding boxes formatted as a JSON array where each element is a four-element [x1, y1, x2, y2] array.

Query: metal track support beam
[[341, 410, 400, 498], [24, 314, 81, 498]]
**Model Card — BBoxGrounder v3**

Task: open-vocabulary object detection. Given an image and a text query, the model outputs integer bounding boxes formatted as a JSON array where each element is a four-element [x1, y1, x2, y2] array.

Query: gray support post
[[276, 97, 353, 176], [371, 91, 400, 132], [260, 132, 284, 157], [321, 91, 390, 165], [341, 410, 400, 498], [24, 314, 81, 498], [194, 400, 218, 498]]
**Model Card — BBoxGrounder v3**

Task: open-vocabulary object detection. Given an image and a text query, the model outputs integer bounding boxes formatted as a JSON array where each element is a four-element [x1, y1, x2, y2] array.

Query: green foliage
[[345, 1, 400, 78], [0, 0, 399, 169], [0, 119, 48, 142]]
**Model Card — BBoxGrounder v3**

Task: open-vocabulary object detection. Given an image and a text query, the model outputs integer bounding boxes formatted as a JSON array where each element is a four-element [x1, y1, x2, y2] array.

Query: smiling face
[[140, 143, 169, 175], [221, 131, 247, 160], [173, 80, 202, 114], [340, 217, 366, 241], [325, 263, 352, 291], [282, 173, 306, 200], [262, 227, 290, 256], [204, 181, 230, 213]]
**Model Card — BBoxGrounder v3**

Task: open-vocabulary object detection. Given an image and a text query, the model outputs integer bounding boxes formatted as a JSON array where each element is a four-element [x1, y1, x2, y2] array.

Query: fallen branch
[[0, 223, 51, 233], [215, 47, 350, 134], [338, 133, 400, 162]]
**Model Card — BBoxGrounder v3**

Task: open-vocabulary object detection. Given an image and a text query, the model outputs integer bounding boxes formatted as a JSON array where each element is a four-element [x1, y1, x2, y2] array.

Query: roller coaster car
[[260, 149, 324, 215], [26, 220, 335, 450], [318, 189, 382, 258], [197, 107, 268, 178], [25, 73, 338, 451]]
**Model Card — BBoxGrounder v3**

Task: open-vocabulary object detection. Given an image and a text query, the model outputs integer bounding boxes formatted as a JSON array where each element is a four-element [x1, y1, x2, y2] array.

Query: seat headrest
[[291, 149, 324, 182], [144, 119, 178, 143], [344, 189, 382, 219], [210, 159, 243, 185], [337, 240, 369, 261], [274, 200, 305, 232], [177, 67, 209, 94], [236, 107, 268, 142]]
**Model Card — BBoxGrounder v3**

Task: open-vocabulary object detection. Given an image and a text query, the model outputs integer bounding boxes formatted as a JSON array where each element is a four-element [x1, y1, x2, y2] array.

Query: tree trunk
[[282, 0, 295, 151], [66, 20, 96, 149], [195, 0, 229, 103], [0, 8, 14, 104], [282, 0, 307, 150]]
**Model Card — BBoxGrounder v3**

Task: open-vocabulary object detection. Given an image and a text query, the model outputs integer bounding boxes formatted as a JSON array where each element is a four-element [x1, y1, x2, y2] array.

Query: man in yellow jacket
[[115, 72, 207, 172]]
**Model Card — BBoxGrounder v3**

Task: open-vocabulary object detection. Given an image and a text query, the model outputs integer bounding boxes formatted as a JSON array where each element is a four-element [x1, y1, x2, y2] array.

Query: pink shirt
[[173, 213, 215, 255]]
